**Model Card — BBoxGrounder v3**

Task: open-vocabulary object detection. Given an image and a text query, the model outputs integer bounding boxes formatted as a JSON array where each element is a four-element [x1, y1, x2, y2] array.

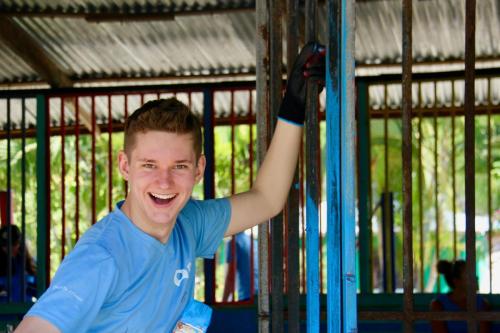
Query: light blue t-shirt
[[27, 198, 231, 333]]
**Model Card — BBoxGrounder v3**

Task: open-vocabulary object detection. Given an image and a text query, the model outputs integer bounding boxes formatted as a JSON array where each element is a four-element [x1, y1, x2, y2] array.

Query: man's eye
[[174, 164, 188, 170], [143, 163, 155, 169]]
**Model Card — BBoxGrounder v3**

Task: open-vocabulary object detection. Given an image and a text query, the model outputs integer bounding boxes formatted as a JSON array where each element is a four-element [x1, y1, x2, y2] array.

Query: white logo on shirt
[[174, 262, 191, 287]]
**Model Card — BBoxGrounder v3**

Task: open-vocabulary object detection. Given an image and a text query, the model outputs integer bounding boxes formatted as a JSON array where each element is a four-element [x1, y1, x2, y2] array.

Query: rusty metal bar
[[75, 97, 80, 242], [231, 91, 236, 196], [401, 0, 414, 330], [418, 83, 424, 292], [91, 96, 96, 225], [248, 90, 254, 189], [255, 0, 270, 328], [269, 0, 284, 327], [464, 0, 477, 331], [286, 0, 300, 328], [124, 95, 129, 196], [60, 98, 66, 260], [248, 90, 256, 300], [108, 95, 113, 212], [305, 0, 320, 328]]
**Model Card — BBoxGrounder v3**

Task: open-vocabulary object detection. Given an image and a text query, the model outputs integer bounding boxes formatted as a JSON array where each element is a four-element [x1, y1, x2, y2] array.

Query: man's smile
[[149, 192, 177, 205]]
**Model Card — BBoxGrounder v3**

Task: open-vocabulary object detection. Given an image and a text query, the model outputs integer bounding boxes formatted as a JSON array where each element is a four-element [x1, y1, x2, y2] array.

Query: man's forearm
[[225, 120, 302, 236], [252, 120, 302, 216]]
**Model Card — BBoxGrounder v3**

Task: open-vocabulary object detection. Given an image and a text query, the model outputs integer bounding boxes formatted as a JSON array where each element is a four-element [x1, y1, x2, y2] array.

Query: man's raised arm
[[227, 42, 326, 236]]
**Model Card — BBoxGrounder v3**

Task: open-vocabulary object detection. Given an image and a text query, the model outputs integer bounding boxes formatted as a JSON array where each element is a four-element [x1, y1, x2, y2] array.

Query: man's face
[[118, 131, 205, 236]]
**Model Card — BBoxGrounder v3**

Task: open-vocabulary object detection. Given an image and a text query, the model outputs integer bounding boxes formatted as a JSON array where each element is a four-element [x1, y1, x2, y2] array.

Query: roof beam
[[0, 3, 255, 21], [0, 17, 100, 134], [0, 17, 73, 88]]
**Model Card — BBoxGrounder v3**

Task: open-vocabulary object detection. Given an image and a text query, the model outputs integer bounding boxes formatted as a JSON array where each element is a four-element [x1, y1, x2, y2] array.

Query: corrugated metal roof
[[0, 0, 499, 85], [0, 45, 38, 83], [10, 12, 256, 80], [356, 0, 500, 64]]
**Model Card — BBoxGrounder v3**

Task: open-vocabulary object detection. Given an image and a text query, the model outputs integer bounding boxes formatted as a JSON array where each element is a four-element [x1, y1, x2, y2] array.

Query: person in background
[[430, 259, 491, 333], [222, 232, 258, 302], [0, 224, 37, 302]]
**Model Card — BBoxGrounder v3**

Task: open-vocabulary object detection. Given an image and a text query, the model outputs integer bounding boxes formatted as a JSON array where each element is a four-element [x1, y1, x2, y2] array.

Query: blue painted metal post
[[326, 0, 357, 332], [203, 89, 216, 304]]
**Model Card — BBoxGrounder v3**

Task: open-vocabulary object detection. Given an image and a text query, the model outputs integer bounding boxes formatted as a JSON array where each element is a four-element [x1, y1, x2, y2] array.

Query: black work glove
[[278, 42, 326, 126]]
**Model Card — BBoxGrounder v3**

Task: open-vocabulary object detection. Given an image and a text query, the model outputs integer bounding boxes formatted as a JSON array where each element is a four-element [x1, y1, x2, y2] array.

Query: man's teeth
[[151, 193, 176, 200]]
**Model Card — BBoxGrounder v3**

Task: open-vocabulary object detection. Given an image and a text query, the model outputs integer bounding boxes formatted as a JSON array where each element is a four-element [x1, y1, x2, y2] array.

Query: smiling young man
[[15, 42, 325, 333]]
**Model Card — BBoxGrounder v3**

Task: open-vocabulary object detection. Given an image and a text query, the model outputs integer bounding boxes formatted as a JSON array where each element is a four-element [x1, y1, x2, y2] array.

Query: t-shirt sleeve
[[187, 198, 231, 258], [26, 244, 117, 333]]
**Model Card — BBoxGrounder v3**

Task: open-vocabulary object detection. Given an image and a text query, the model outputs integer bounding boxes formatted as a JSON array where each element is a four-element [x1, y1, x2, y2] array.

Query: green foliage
[[369, 114, 500, 293]]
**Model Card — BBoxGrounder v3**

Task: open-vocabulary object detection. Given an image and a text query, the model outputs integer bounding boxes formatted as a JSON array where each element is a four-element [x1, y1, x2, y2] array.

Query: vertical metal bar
[[249, 90, 254, 188], [451, 81, 457, 260], [21, 98, 27, 300], [357, 81, 372, 293], [487, 78, 492, 292], [108, 95, 113, 212], [402, 0, 414, 330], [230, 91, 237, 301], [326, 0, 357, 329], [305, 0, 319, 328], [326, 0, 341, 328], [318, 134, 323, 294], [124, 95, 129, 196], [270, 0, 284, 328], [418, 83, 424, 292], [300, 141, 306, 293], [464, 0, 477, 331], [382, 85, 392, 292], [433, 83, 440, 292], [248, 90, 255, 300], [203, 89, 216, 304], [340, 0, 357, 328], [36, 94, 50, 293], [6, 98, 12, 302], [60, 98, 66, 260], [256, 0, 270, 329], [75, 97, 80, 242], [286, 2, 300, 327], [91, 96, 96, 225], [231, 91, 236, 195]]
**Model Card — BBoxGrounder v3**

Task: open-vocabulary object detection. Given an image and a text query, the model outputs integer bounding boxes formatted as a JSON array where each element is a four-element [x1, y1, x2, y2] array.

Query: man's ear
[[195, 155, 206, 183], [118, 150, 130, 181]]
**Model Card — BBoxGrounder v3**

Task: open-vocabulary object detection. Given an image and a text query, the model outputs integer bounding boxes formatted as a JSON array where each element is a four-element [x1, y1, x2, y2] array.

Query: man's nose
[[157, 169, 174, 186]]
